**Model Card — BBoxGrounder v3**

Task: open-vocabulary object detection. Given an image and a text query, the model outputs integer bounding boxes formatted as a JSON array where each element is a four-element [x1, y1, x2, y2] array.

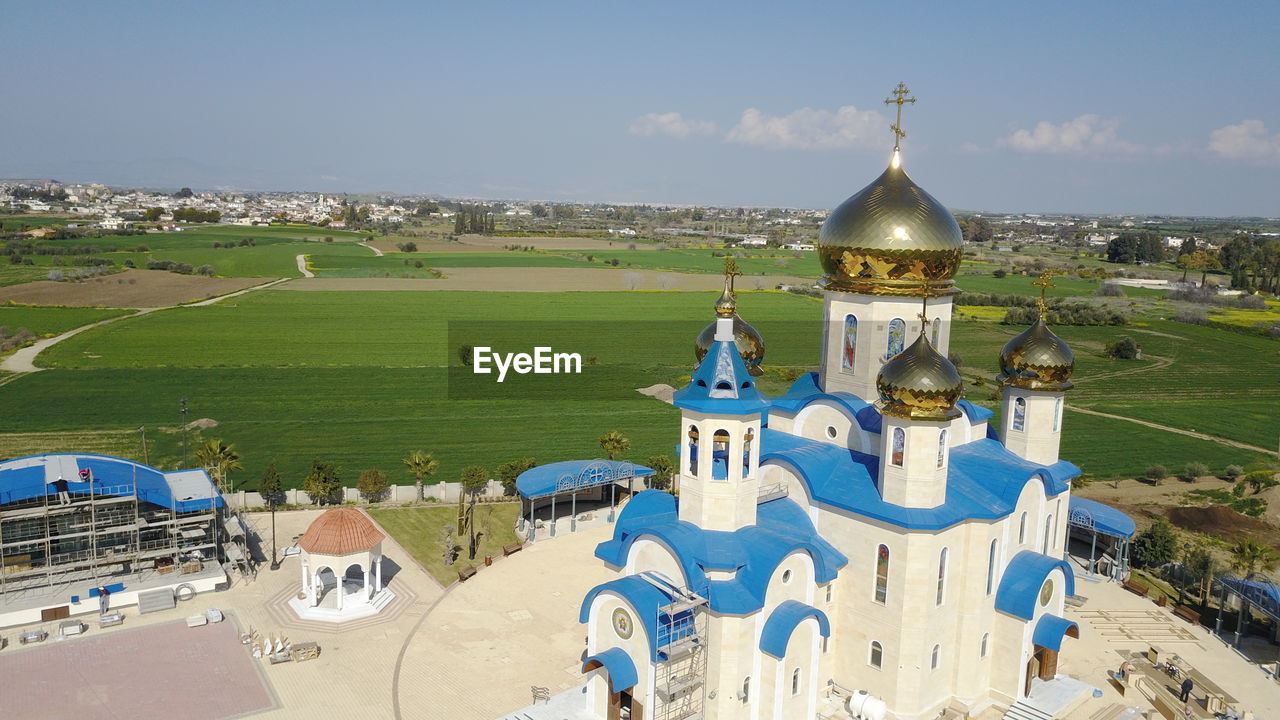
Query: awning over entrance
[[1032, 613, 1079, 652], [1068, 497, 1135, 539], [759, 599, 831, 659], [516, 460, 655, 500], [996, 551, 1076, 621], [582, 647, 639, 692]]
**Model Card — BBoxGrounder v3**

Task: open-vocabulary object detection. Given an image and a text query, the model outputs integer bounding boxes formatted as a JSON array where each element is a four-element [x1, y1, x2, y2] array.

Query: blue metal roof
[[593, 490, 847, 615], [759, 430, 1075, 531], [1032, 613, 1079, 652], [579, 575, 677, 662], [0, 454, 223, 513], [1219, 576, 1280, 623], [582, 648, 638, 692], [768, 373, 883, 433], [760, 600, 831, 658], [995, 550, 1076, 621], [1068, 496, 1136, 539], [957, 398, 994, 422], [515, 459, 654, 500], [673, 339, 769, 415]]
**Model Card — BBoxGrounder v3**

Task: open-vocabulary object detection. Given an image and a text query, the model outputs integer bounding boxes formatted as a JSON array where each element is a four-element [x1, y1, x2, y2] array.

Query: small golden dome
[[695, 275, 765, 376], [998, 315, 1075, 391], [818, 152, 964, 296], [876, 332, 963, 420]]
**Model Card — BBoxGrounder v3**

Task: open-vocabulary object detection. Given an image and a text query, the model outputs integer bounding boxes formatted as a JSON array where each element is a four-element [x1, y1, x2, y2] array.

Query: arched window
[[1013, 397, 1026, 431], [842, 314, 857, 372], [1043, 514, 1054, 554], [743, 427, 754, 475], [980, 633, 990, 658], [869, 641, 883, 669], [887, 318, 905, 357], [986, 539, 998, 595], [936, 547, 948, 606], [741, 676, 750, 703], [792, 667, 801, 695], [936, 428, 948, 469], [686, 425, 698, 474], [931, 644, 941, 670], [932, 317, 942, 346], [891, 427, 905, 467], [712, 429, 730, 480], [874, 544, 890, 604], [1018, 512, 1027, 544], [1053, 397, 1063, 431]]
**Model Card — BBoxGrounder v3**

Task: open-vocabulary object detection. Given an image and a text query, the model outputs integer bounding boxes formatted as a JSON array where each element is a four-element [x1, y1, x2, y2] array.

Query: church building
[[577, 88, 1092, 720]]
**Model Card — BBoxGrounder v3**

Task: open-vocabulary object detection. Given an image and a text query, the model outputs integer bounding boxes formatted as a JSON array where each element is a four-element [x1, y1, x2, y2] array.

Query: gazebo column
[[550, 494, 557, 537], [375, 555, 383, 592], [337, 574, 344, 611], [364, 565, 372, 600], [301, 561, 310, 600], [1088, 532, 1097, 576], [571, 491, 577, 533], [313, 572, 322, 607]]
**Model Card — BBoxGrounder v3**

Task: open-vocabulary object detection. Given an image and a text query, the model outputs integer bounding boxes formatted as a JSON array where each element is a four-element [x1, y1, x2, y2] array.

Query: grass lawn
[[1, 290, 1273, 485], [368, 503, 521, 586]]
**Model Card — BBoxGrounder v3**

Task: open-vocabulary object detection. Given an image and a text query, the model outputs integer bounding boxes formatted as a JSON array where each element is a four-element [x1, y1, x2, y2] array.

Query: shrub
[[1145, 465, 1167, 482], [1173, 308, 1208, 325], [1224, 465, 1245, 479], [1182, 462, 1209, 482], [1106, 336, 1141, 359], [357, 468, 389, 502], [196, 264, 215, 276], [1132, 517, 1179, 568], [992, 268, 1008, 278], [1096, 283, 1126, 297], [1236, 294, 1267, 309]]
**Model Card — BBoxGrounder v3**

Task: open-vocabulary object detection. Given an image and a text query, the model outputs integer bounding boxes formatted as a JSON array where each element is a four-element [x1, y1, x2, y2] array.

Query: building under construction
[[0, 453, 236, 627]]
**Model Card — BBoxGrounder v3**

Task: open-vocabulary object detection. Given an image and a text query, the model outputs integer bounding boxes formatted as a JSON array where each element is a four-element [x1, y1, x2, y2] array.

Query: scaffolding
[[0, 470, 221, 605], [642, 572, 709, 720]]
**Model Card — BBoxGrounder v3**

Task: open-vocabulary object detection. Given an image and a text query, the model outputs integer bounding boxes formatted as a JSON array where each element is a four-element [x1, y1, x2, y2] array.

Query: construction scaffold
[[642, 572, 710, 720]]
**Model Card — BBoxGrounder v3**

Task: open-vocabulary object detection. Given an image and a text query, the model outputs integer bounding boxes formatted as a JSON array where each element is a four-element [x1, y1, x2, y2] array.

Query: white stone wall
[[878, 416, 949, 509], [818, 291, 954, 400], [220, 479, 510, 509], [678, 411, 762, 532], [999, 387, 1066, 466]]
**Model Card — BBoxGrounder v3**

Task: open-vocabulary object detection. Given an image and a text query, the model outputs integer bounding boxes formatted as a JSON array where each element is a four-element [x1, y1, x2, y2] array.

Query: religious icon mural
[[1013, 397, 1026, 431], [932, 317, 941, 346], [887, 318, 905, 357], [891, 427, 905, 466], [841, 315, 857, 372]]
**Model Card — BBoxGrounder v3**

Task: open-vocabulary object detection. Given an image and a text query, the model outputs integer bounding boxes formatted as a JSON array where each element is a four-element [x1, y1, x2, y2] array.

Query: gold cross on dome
[[1032, 271, 1056, 318], [918, 290, 932, 333], [884, 82, 917, 152]]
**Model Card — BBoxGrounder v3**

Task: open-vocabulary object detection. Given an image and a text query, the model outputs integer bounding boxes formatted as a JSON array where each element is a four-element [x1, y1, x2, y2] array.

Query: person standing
[[52, 476, 71, 506], [97, 586, 110, 615], [1180, 676, 1194, 702]]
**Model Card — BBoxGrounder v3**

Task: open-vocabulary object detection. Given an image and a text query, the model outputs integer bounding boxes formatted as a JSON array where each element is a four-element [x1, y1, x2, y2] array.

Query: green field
[[0, 305, 131, 346], [1, 289, 1273, 487], [368, 503, 520, 585]]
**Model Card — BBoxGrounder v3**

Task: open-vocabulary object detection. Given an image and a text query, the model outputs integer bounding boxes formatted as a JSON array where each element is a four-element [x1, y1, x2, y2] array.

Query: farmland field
[[0, 305, 131, 344], [0, 288, 1273, 488]]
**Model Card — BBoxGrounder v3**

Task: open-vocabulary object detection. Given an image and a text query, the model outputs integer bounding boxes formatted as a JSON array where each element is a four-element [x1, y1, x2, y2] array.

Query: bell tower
[[998, 273, 1076, 466]]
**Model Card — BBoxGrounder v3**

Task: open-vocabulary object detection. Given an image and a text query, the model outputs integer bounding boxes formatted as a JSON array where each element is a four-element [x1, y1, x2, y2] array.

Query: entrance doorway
[[1025, 645, 1060, 696]]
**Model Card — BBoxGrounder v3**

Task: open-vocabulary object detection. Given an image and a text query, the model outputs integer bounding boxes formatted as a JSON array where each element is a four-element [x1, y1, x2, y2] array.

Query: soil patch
[[637, 384, 675, 403], [1165, 505, 1280, 548], [275, 267, 812, 292], [0, 270, 263, 308], [184, 417, 219, 431]]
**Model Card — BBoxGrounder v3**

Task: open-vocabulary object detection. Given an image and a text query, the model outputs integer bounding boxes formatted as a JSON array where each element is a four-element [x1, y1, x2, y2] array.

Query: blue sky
[[2, 1, 1277, 215]]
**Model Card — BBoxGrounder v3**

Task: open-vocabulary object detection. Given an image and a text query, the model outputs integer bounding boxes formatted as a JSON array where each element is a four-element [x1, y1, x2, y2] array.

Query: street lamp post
[[180, 398, 189, 468]]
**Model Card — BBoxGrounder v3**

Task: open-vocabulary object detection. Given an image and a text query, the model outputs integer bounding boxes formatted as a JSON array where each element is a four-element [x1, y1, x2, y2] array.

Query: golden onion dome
[[997, 315, 1075, 391], [818, 151, 964, 296], [695, 275, 765, 376], [876, 332, 963, 420]]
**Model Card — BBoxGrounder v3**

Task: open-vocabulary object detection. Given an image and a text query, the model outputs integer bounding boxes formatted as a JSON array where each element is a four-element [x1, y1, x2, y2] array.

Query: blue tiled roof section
[[768, 373, 883, 433], [1068, 496, 1136, 539], [673, 339, 769, 415], [1032, 614, 1079, 652], [759, 431, 1076, 531], [579, 575, 702, 663], [593, 490, 847, 615], [958, 399, 994, 422], [760, 600, 831, 658], [995, 550, 1076, 620], [515, 459, 655, 500], [0, 454, 222, 512], [582, 648, 639, 691]]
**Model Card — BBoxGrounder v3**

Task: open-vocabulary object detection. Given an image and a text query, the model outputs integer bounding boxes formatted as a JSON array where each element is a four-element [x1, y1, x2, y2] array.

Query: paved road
[[296, 254, 315, 277]]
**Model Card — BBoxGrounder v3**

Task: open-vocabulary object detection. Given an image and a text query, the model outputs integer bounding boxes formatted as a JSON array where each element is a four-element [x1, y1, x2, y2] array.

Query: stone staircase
[[1003, 700, 1055, 720]]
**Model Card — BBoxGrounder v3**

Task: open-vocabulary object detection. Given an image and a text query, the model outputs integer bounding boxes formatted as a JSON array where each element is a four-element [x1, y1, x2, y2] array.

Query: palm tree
[[403, 451, 438, 503], [598, 430, 630, 461], [194, 439, 243, 493], [1229, 538, 1280, 577]]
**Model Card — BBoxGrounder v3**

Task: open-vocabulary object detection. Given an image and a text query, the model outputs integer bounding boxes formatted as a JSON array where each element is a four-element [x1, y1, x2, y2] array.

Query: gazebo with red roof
[[291, 507, 392, 620]]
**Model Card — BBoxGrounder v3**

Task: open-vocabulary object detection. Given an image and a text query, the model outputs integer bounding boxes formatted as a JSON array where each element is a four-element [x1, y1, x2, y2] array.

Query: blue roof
[[593, 490, 847, 615], [0, 454, 223, 513], [1068, 496, 1136, 539], [995, 550, 1076, 621], [673, 339, 769, 415], [582, 648, 638, 692], [1032, 614, 1079, 652], [759, 600, 831, 658], [1219, 577, 1280, 622], [515, 459, 654, 500], [768, 373, 883, 433], [579, 575, 686, 662], [759, 430, 1076, 531], [957, 399, 994, 422]]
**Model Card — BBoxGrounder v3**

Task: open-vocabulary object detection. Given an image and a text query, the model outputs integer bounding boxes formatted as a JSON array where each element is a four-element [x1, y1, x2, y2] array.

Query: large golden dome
[[818, 152, 964, 296], [998, 315, 1075, 391], [876, 332, 963, 420], [695, 275, 765, 376]]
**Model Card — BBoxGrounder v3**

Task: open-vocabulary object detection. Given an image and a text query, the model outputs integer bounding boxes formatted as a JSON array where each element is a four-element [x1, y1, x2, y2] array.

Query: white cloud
[[725, 106, 887, 151], [628, 112, 718, 139], [1000, 115, 1140, 155], [1208, 119, 1280, 163]]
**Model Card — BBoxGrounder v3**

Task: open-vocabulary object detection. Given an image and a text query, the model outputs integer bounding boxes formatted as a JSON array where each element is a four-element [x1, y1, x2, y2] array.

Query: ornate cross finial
[[884, 81, 917, 152], [723, 257, 742, 290], [1032, 271, 1056, 318], [918, 289, 932, 336]]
